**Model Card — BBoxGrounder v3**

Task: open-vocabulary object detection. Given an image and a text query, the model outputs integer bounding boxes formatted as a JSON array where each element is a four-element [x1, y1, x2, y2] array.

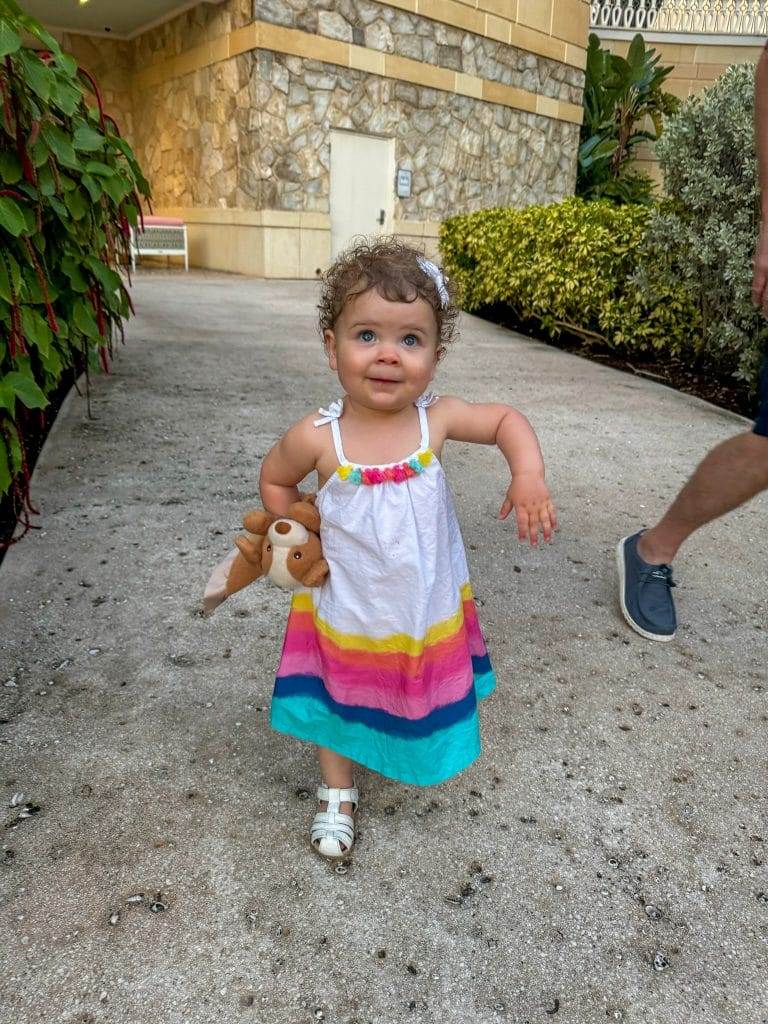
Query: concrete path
[[1, 272, 766, 1024]]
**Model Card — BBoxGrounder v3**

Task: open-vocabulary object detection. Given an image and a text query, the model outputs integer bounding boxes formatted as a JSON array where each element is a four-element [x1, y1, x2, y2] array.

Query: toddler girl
[[260, 238, 556, 860]]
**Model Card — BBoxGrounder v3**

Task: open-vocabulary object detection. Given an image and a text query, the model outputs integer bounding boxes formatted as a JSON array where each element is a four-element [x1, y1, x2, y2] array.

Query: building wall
[[64, 0, 591, 276]]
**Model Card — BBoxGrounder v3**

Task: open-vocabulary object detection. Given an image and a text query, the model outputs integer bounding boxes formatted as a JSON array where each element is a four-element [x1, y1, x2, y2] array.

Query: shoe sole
[[616, 537, 676, 643]]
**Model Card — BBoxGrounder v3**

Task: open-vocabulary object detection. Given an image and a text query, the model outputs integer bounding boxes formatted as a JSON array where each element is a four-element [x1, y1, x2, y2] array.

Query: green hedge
[[440, 197, 700, 359], [0, 0, 150, 539]]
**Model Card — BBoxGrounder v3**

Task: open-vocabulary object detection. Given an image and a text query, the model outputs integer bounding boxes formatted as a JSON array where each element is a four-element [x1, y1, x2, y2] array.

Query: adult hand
[[752, 220, 768, 317], [499, 474, 557, 545]]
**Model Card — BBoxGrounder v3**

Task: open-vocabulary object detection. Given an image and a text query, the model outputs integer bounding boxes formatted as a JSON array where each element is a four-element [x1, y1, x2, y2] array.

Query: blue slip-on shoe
[[616, 532, 677, 642]]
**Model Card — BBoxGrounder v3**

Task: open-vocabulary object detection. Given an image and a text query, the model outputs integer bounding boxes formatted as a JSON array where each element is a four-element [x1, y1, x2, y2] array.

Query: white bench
[[130, 215, 188, 271]]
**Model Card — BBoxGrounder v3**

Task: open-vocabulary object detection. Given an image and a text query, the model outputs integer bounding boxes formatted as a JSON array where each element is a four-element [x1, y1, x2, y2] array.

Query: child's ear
[[323, 329, 338, 370]]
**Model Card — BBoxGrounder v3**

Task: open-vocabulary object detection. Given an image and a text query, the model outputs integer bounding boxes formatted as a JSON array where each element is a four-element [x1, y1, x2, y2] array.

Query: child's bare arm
[[259, 415, 320, 516], [437, 396, 557, 545]]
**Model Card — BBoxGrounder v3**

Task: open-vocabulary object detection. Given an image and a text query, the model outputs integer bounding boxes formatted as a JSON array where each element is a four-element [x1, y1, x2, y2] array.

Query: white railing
[[590, 1, 768, 35]]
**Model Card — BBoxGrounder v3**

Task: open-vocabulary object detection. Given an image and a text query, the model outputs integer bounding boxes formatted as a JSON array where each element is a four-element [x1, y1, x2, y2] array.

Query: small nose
[[274, 521, 291, 535], [377, 344, 400, 363]]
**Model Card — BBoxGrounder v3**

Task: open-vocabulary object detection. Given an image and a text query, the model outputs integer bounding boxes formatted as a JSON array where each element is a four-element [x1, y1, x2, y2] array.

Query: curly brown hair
[[317, 236, 458, 348]]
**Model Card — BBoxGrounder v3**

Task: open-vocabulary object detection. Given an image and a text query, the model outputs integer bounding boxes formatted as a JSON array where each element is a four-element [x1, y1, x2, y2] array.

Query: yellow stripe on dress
[[290, 583, 474, 656]]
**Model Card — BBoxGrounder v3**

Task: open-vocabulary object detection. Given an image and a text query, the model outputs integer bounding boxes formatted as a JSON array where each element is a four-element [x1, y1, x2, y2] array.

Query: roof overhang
[[20, 1, 229, 41]]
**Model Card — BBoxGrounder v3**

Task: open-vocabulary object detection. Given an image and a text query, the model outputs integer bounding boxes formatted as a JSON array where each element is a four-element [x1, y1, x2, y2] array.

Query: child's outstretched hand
[[499, 474, 557, 545]]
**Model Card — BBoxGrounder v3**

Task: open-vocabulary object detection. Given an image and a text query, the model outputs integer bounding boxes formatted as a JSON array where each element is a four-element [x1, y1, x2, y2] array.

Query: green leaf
[[64, 187, 87, 220], [73, 297, 100, 339], [4, 371, 48, 410], [36, 162, 55, 196], [21, 306, 52, 355], [17, 50, 53, 102], [0, 195, 27, 237], [84, 255, 121, 293], [61, 255, 88, 292], [0, 378, 15, 415], [80, 173, 102, 202], [73, 123, 105, 152], [41, 123, 78, 169], [50, 78, 82, 116], [0, 437, 11, 495], [101, 173, 129, 205], [84, 160, 116, 178], [0, 151, 23, 184], [0, 251, 22, 302], [0, 20, 22, 58]]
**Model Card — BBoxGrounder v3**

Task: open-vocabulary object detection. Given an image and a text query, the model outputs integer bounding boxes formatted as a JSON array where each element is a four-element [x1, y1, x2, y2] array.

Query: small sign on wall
[[396, 168, 412, 198]]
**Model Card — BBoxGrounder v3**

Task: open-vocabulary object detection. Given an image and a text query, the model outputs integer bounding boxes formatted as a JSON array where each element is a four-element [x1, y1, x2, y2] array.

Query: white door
[[330, 130, 395, 258]]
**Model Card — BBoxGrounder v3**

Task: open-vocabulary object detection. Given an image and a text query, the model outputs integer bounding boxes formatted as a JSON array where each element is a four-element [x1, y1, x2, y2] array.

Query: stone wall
[[254, 0, 585, 105], [60, 34, 135, 142], [126, 0, 583, 217]]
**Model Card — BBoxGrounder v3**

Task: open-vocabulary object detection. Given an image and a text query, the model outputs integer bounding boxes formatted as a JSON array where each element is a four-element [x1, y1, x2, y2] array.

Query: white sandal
[[310, 782, 358, 860]]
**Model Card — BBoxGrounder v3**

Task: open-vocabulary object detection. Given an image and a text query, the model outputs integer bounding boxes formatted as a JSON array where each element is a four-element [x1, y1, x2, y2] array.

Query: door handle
[[377, 209, 385, 225]]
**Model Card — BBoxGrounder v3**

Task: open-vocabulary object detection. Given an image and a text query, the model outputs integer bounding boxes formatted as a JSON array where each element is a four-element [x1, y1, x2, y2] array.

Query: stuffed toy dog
[[203, 494, 328, 614]]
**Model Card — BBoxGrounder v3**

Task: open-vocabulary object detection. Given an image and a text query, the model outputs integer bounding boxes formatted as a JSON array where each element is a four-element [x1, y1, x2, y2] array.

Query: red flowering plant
[[0, 0, 150, 543]]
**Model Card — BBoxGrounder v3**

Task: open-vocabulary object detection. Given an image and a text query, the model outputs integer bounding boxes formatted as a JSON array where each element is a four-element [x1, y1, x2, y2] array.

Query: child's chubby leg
[[317, 746, 356, 815]]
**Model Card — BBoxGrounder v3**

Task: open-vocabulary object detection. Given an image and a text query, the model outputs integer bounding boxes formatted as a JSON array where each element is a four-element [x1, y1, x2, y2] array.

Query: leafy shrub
[[635, 63, 767, 383], [0, 0, 150, 540], [440, 197, 699, 354], [578, 33, 679, 205]]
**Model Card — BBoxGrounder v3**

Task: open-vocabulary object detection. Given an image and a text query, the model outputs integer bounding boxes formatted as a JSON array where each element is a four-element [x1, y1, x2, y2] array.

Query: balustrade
[[590, 1, 768, 35]]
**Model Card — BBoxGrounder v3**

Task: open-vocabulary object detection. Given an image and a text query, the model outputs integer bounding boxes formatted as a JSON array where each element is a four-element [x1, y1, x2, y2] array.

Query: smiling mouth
[[368, 377, 401, 384]]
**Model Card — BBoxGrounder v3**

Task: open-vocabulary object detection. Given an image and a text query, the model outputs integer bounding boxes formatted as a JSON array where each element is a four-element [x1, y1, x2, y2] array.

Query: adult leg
[[618, 389, 768, 641], [639, 430, 768, 565]]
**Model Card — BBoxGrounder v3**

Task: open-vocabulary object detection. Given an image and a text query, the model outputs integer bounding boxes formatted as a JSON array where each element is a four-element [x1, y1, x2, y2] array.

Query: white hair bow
[[417, 256, 450, 308]]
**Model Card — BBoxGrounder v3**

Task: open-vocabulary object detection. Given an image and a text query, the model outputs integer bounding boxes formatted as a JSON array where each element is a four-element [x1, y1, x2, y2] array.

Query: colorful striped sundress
[[270, 394, 496, 786]]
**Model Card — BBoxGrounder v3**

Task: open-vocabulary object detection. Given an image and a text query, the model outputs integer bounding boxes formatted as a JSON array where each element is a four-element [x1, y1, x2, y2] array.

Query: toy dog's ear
[[243, 509, 273, 535], [289, 501, 321, 534]]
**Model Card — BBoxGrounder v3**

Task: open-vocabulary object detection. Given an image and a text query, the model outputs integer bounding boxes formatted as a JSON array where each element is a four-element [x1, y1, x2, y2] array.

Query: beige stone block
[[208, 36, 230, 64], [382, 0, 418, 11], [228, 23, 259, 57], [509, 23, 564, 63], [455, 72, 484, 99], [693, 43, 763, 64], [418, 0, 485, 35], [299, 228, 332, 277], [696, 63, 730, 82], [485, 14, 511, 43], [647, 42, 697, 63], [667, 62, 697, 79], [536, 93, 559, 119], [258, 21, 348, 66], [556, 99, 584, 125], [564, 43, 587, 71], [482, 79, 537, 113], [384, 53, 456, 91], [264, 226, 301, 278], [551, 0, 588, 47], [478, 0, 516, 18], [299, 212, 332, 230], [664, 79, 695, 100], [517, 0, 552, 35], [350, 44, 386, 75]]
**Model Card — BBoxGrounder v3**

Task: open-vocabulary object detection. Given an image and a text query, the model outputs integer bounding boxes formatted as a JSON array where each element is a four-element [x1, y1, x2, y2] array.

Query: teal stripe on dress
[[270, 670, 496, 786]]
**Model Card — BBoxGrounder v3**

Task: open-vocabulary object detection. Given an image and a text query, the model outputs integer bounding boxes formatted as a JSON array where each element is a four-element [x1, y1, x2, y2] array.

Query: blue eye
[[402, 334, 420, 348], [359, 330, 375, 343]]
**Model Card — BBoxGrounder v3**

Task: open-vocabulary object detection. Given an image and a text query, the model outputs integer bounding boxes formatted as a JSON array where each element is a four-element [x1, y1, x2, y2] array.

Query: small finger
[[548, 503, 559, 533], [539, 512, 552, 543], [526, 512, 539, 546], [516, 508, 529, 543], [499, 497, 512, 520]]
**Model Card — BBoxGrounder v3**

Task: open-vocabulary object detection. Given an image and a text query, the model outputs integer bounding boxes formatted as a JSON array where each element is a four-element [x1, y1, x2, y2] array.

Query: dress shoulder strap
[[313, 398, 346, 465], [414, 390, 438, 450]]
